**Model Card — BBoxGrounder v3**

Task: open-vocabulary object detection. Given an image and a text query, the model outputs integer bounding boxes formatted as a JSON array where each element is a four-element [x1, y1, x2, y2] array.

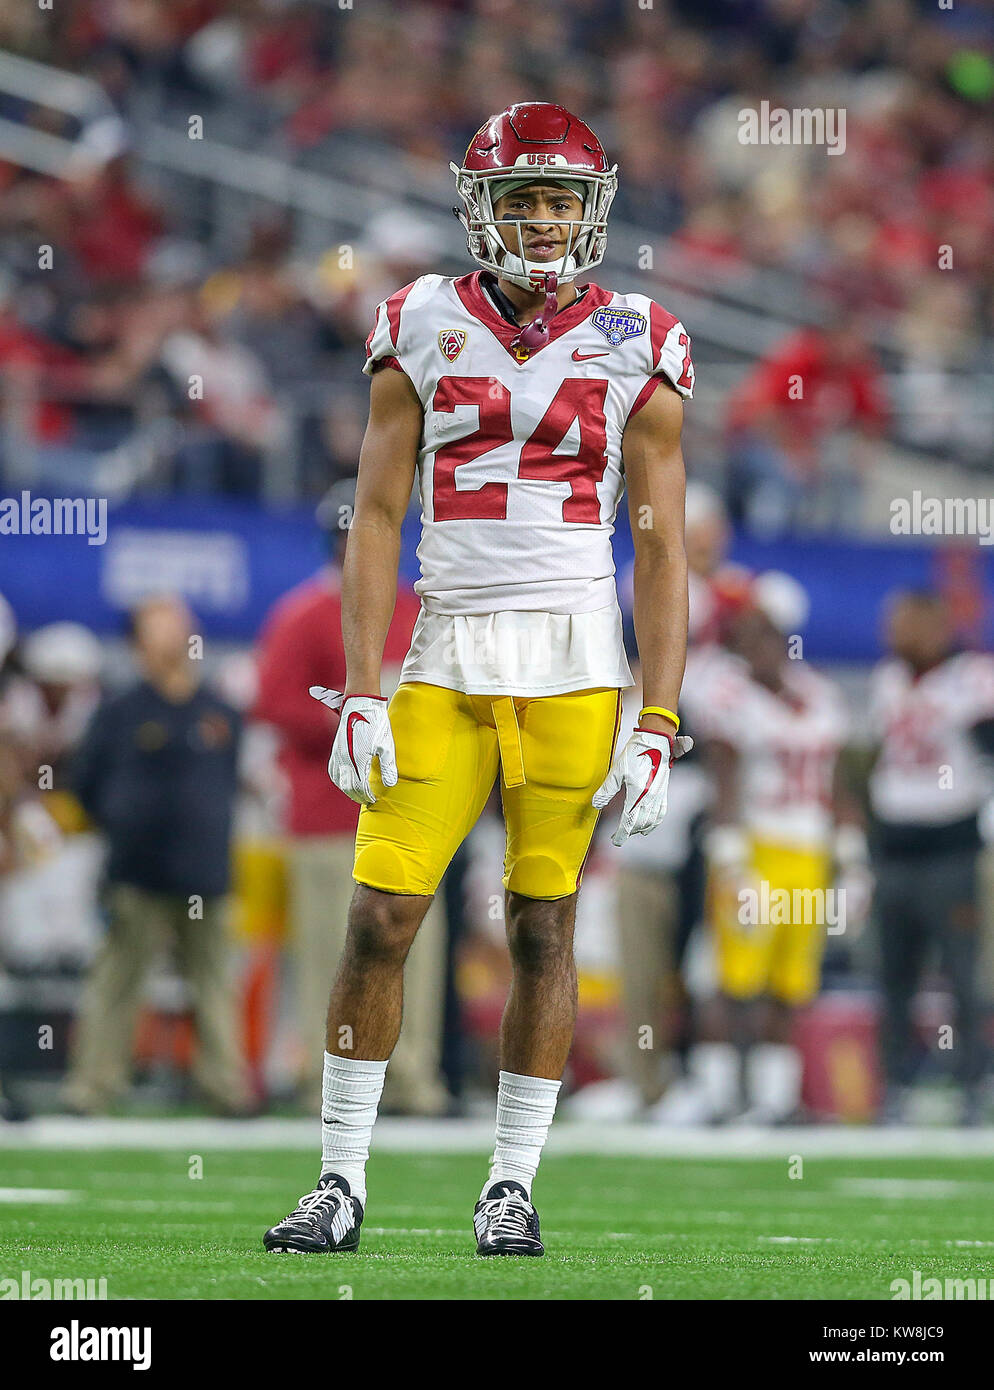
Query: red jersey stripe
[[384, 280, 418, 352], [649, 300, 679, 373]]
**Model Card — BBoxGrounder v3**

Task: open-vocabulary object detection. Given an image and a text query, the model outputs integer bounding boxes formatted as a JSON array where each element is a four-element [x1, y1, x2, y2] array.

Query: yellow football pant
[[713, 840, 832, 1007], [354, 681, 623, 900]]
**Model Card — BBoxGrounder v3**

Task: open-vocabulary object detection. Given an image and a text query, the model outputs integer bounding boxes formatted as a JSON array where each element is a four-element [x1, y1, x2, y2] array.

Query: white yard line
[[0, 1186, 78, 1203], [95, 1198, 237, 1212], [758, 1235, 843, 1244], [834, 1177, 994, 1198], [1, 1116, 994, 1157]]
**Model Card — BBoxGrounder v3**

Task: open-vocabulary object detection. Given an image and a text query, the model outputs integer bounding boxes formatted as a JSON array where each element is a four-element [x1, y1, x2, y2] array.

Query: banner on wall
[[0, 496, 990, 660]]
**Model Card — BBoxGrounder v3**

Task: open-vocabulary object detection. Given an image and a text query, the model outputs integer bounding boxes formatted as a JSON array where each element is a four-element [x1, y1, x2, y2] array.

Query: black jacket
[[73, 679, 241, 898]]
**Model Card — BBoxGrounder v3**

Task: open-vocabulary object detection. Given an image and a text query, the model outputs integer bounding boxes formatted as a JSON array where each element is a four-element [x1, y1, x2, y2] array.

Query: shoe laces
[[481, 1190, 531, 1238], [284, 1184, 348, 1228]]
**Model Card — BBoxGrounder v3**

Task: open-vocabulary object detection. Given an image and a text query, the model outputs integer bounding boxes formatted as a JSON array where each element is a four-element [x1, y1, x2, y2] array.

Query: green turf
[[3, 1148, 994, 1299]]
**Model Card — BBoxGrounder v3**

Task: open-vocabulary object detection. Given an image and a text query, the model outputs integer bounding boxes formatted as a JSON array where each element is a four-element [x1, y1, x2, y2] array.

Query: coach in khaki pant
[[68, 887, 248, 1112], [254, 489, 448, 1114], [64, 597, 251, 1115]]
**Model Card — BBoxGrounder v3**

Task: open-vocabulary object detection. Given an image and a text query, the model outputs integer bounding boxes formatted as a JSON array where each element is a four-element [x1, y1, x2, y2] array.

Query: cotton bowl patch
[[591, 307, 646, 346]]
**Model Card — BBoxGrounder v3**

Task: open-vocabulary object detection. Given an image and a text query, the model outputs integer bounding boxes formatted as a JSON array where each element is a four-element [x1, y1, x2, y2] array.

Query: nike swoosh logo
[[346, 710, 368, 778], [572, 349, 611, 361], [321, 1117, 340, 1126], [632, 747, 663, 809]]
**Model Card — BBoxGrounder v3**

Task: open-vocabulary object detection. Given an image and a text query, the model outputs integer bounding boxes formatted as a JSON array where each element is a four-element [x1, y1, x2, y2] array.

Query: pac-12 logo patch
[[591, 307, 646, 346], [438, 329, 467, 362]]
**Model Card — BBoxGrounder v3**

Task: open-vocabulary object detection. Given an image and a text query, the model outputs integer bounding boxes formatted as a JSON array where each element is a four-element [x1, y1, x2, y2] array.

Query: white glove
[[592, 728, 694, 847], [833, 863, 874, 939], [832, 824, 873, 939], [309, 687, 397, 806]]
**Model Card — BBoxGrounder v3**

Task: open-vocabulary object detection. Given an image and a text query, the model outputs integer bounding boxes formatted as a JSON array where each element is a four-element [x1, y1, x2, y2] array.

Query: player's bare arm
[[622, 380, 689, 739], [830, 756, 873, 936], [703, 733, 750, 883], [707, 736, 741, 831], [591, 381, 693, 845], [342, 366, 422, 698], [831, 756, 864, 831], [310, 366, 423, 805]]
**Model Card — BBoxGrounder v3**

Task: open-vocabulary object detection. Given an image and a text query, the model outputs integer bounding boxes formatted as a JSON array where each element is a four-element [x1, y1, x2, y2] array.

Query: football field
[[3, 1120, 994, 1300]]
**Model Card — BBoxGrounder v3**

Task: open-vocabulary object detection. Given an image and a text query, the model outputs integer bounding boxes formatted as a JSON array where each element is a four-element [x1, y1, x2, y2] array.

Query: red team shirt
[[253, 571, 421, 835]]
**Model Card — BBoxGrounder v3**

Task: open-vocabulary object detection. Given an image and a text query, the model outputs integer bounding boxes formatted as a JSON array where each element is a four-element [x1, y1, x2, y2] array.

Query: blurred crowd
[[0, 0, 992, 518], [3, 483, 994, 1125]]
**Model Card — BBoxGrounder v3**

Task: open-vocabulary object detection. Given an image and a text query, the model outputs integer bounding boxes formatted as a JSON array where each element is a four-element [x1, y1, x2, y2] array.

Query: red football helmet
[[451, 102, 618, 290]]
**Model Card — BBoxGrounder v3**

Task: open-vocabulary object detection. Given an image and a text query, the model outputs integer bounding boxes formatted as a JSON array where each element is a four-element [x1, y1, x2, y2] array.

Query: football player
[[574, 484, 749, 1122], [696, 574, 866, 1124], [264, 102, 693, 1257], [869, 589, 994, 1125]]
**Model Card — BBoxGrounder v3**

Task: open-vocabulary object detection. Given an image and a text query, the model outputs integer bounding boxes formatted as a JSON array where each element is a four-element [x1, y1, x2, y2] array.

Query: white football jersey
[[681, 640, 744, 729], [700, 661, 849, 848], [363, 271, 694, 617], [869, 652, 994, 825]]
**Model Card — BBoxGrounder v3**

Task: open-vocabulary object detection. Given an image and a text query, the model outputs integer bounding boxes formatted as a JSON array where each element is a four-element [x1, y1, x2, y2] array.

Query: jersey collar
[[480, 271, 592, 326], [453, 270, 613, 363]]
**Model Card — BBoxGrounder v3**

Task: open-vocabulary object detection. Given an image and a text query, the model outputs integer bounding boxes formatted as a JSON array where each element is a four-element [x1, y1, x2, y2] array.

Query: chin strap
[[510, 272, 559, 354]]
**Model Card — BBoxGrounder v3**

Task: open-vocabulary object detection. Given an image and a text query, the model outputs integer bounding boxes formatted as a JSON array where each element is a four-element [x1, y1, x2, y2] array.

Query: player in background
[[571, 483, 750, 1122], [868, 590, 994, 1125], [263, 102, 694, 1256], [697, 573, 868, 1124], [642, 484, 755, 1121], [683, 482, 753, 656]]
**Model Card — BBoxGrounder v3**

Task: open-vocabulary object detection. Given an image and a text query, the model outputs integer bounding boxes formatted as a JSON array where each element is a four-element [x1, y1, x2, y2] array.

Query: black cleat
[[474, 1179, 544, 1257], [263, 1173, 363, 1253]]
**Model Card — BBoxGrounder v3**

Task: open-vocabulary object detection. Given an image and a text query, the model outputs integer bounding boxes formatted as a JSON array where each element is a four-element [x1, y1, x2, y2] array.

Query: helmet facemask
[[451, 164, 618, 290]]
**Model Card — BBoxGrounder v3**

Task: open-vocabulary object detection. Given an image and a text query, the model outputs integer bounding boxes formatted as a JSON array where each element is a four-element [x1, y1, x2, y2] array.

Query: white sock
[[320, 1052, 387, 1206], [689, 1042, 742, 1120], [482, 1070, 561, 1201], [745, 1043, 802, 1121]]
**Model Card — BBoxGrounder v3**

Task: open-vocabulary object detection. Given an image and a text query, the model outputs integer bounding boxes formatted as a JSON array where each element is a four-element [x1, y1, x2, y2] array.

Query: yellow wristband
[[639, 706, 680, 731]]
